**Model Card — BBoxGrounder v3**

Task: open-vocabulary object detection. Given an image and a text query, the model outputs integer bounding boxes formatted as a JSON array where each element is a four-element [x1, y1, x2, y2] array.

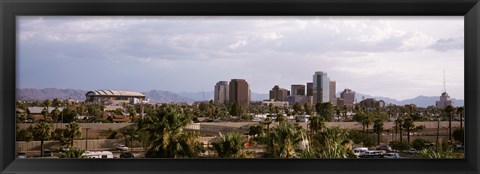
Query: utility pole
[[85, 128, 90, 151]]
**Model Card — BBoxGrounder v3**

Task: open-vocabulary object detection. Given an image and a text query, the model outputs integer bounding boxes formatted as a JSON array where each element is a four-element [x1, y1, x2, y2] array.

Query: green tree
[[248, 124, 265, 141], [417, 142, 460, 158], [411, 138, 432, 151], [373, 119, 384, 145], [315, 102, 334, 121], [17, 128, 34, 141], [59, 148, 85, 158], [444, 105, 455, 142], [293, 103, 303, 115], [456, 106, 464, 135], [142, 105, 203, 158], [211, 132, 246, 158], [311, 127, 356, 158], [452, 128, 464, 145], [51, 107, 61, 123], [303, 103, 312, 115], [41, 107, 49, 122], [33, 121, 52, 157], [229, 103, 243, 116], [64, 121, 82, 147], [261, 122, 304, 158], [402, 116, 415, 143], [308, 115, 325, 134]]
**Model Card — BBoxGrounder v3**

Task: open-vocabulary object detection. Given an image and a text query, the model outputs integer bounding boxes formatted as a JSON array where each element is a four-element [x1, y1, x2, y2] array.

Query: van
[[353, 147, 369, 157], [82, 151, 114, 159]]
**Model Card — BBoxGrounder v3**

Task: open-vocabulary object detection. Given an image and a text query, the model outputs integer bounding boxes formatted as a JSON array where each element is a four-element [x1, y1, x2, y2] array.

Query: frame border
[[1, 0, 479, 174]]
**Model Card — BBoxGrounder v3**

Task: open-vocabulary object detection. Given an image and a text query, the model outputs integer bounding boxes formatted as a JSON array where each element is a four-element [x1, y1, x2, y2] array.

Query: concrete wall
[[18, 123, 200, 131], [16, 139, 124, 152], [18, 123, 135, 131]]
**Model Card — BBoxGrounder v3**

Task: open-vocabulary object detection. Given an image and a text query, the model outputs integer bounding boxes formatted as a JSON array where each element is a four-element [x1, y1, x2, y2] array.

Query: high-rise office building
[[269, 85, 289, 101], [291, 84, 305, 96], [313, 71, 330, 104], [214, 81, 229, 105], [340, 88, 355, 108], [229, 79, 250, 105], [306, 82, 313, 97], [329, 81, 336, 105]]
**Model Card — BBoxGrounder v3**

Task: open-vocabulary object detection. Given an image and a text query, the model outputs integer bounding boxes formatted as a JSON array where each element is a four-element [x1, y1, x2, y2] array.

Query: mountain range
[[16, 88, 463, 107]]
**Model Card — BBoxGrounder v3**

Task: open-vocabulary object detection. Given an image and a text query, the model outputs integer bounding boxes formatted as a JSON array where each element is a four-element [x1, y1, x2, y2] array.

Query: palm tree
[[59, 148, 86, 158], [341, 105, 348, 122], [373, 119, 384, 145], [33, 121, 52, 157], [308, 115, 325, 135], [143, 105, 203, 158], [41, 107, 49, 122], [444, 105, 455, 142], [64, 121, 82, 147], [457, 107, 464, 131], [211, 132, 246, 158], [402, 116, 415, 143], [261, 122, 304, 158], [311, 127, 356, 158]]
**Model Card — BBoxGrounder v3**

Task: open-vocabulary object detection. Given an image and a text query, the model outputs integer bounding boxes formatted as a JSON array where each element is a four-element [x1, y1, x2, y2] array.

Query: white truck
[[82, 151, 114, 159]]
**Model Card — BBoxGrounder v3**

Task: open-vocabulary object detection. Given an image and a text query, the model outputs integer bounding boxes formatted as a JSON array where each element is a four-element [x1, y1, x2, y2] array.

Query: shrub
[[452, 128, 464, 145], [411, 138, 432, 150], [389, 141, 411, 151], [347, 130, 376, 147]]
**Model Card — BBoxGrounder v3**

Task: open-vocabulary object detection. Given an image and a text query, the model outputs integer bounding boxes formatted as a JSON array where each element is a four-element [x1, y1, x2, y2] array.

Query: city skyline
[[17, 16, 464, 100]]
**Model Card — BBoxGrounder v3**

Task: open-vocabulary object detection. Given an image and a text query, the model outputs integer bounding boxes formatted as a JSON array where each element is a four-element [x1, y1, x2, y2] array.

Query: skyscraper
[[214, 81, 229, 105], [340, 88, 355, 108], [306, 82, 313, 97], [329, 81, 336, 105], [229, 79, 250, 105], [436, 71, 453, 109], [269, 85, 289, 101], [291, 84, 305, 96], [313, 71, 330, 104]]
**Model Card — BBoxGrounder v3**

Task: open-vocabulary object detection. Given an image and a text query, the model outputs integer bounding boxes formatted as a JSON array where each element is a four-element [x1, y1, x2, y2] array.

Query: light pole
[[85, 128, 90, 151]]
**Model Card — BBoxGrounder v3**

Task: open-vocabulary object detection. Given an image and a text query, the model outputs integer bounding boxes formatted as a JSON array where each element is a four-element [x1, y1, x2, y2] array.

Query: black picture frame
[[1, 0, 479, 174]]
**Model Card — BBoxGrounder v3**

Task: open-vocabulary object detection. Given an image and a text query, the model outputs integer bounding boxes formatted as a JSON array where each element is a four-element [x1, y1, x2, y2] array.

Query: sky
[[17, 16, 464, 100]]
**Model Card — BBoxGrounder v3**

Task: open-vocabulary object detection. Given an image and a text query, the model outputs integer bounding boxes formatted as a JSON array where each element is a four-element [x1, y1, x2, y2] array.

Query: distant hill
[[340, 92, 464, 107], [16, 88, 87, 101], [142, 90, 194, 103], [17, 88, 464, 107]]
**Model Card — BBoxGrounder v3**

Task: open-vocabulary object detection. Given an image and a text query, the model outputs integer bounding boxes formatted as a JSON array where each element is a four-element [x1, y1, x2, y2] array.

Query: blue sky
[[17, 16, 464, 100]]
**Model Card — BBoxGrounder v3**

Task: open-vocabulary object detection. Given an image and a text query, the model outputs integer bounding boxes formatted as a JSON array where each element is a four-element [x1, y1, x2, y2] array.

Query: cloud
[[17, 16, 464, 100], [429, 37, 464, 51]]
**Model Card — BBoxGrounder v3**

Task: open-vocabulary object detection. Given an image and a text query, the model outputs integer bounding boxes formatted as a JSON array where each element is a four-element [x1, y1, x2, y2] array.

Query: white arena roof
[[86, 90, 145, 97]]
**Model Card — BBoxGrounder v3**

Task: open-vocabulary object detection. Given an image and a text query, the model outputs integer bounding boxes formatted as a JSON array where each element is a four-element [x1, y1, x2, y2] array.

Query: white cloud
[[17, 16, 464, 100]]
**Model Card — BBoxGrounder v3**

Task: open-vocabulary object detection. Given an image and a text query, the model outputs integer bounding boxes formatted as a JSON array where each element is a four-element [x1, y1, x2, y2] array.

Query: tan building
[[269, 85, 289, 101], [291, 84, 305, 96], [214, 81, 229, 105], [229, 79, 250, 105], [329, 81, 336, 105], [340, 88, 355, 108]]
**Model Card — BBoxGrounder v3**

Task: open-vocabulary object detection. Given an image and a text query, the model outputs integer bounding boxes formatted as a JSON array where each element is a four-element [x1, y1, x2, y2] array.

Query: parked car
[[384, 153, 401, 159], [376, 145, 393, 151], [43, 149, 53, 157], [17, 152, 27, 158], [120, 152, 135, 158], [359, 150, 384, 158], [116, 145, 129, 151], [407, 148, 420, 154]]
